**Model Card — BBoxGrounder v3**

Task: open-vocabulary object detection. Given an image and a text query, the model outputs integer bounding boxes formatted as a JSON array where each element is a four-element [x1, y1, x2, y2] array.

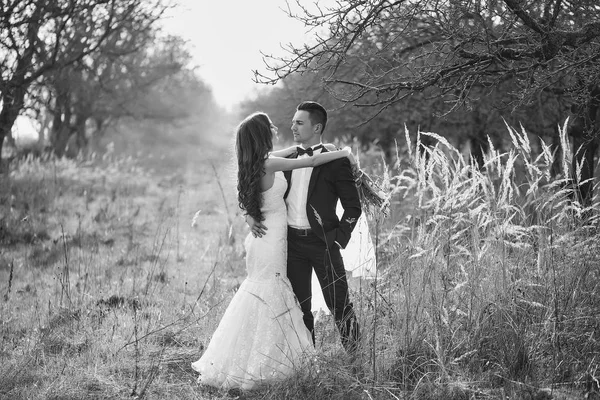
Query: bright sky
[[163, 0, 315, 110]]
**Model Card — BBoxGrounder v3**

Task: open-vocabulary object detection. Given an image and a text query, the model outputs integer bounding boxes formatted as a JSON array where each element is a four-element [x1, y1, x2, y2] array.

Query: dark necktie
[[297, 144, 323, 156]]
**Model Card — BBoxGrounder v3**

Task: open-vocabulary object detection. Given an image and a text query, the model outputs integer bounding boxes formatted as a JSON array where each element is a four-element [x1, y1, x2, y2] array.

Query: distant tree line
[[0, 0, 215, 162], [248, 0, 600, 205]]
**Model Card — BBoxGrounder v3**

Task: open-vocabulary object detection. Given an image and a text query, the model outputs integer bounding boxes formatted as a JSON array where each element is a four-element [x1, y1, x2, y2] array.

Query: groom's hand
[[245, 214, 267, 238]]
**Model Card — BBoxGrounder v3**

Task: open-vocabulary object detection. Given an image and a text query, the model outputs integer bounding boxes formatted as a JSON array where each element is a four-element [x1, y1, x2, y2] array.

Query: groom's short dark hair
[[297, 101, 327, 134]]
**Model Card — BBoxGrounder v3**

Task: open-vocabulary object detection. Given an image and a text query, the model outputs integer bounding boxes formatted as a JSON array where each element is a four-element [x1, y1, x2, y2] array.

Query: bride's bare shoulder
[[323, 143, 337, 151]]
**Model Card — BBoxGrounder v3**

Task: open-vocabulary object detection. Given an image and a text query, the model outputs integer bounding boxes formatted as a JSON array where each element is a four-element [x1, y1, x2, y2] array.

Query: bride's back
[[244, 171, 288, 280]]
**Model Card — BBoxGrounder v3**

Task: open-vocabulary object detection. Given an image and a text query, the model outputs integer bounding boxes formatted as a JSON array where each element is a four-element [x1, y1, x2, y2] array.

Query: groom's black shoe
[[338, 314, 361, 356]]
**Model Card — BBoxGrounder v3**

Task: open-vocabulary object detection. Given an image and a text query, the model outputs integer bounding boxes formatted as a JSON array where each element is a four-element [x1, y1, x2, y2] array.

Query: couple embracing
[[192, 101, 362, 390]]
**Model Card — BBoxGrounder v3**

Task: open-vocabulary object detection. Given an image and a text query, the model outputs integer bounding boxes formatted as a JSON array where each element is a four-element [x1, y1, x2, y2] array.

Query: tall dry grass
[[341, 119, 599, 399]]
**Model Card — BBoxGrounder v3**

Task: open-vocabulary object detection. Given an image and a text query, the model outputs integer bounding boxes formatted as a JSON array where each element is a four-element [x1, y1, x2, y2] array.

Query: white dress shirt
[[286, 145, 323, 228]]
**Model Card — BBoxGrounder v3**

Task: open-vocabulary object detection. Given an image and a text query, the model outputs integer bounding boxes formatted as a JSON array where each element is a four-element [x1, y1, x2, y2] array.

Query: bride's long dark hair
[[236, 112, 273, 222]]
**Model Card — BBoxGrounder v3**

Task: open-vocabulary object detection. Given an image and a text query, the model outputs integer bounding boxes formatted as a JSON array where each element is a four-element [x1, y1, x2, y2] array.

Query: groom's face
[[291, 110, 320, 146]]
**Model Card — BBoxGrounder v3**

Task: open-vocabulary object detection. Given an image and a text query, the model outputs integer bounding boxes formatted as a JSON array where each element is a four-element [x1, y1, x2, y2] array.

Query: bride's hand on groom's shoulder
[[342, 146, 357, 166]]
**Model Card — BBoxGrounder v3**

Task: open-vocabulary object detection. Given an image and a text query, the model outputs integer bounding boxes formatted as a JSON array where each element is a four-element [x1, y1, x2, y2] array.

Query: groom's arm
[[325, 158, 362, 249]]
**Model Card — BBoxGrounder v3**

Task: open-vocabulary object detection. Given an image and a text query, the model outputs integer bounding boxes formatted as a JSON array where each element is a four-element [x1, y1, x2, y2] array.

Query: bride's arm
[[269, 145, 298, 158], [265, 147, 355, 173], [246, 214, 267, 238]]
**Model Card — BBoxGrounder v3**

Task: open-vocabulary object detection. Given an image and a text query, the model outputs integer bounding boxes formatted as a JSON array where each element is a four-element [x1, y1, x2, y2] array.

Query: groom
[[250, 101, 362, 354]]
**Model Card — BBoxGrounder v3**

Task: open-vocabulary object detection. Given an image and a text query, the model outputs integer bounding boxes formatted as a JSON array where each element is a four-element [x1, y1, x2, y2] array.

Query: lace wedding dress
[[192, 171, 314, 390]]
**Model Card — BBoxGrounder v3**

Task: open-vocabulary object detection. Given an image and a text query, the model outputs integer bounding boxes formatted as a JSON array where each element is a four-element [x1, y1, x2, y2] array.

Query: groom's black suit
[[284, 146, 362, 352]]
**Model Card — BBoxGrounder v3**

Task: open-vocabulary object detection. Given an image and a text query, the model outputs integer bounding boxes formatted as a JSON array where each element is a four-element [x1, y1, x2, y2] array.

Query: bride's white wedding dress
[[192, 171, 314, 390]]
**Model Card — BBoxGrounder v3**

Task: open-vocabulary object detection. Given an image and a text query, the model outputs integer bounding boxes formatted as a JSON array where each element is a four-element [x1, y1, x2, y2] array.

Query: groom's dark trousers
[[284, 152, 362, 353], [287, 228, 359, 352]]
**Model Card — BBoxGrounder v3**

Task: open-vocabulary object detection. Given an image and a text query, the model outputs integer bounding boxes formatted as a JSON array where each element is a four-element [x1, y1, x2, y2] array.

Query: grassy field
[[1, 121, 599, 399]]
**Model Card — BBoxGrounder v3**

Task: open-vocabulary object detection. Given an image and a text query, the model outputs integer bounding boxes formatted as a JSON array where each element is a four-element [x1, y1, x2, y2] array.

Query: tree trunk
[[0, 87, 27, 166], [470, 109, 489, 168], [569, 85, 600, 206], [75, 114, 88, 150], [53, 124, 73, 158], [66, 113, 88, 158], [90, 117, 106, 152], [37, 109, 53, 149], [0, 4, 42, 165], [550, 126, 563, 178], [51, 92, 73, 158]]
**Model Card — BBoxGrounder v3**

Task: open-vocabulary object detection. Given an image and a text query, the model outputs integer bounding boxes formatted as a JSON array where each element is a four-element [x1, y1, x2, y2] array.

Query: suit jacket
[[284, 146, 362, 249]]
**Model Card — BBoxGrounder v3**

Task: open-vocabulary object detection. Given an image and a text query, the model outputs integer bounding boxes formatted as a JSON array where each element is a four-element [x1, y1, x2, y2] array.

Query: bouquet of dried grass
[[352, 165, 390, 218]]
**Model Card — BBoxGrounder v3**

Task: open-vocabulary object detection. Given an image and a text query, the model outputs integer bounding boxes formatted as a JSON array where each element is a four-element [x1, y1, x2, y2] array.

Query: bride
[[191, 112, 355, 390]]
